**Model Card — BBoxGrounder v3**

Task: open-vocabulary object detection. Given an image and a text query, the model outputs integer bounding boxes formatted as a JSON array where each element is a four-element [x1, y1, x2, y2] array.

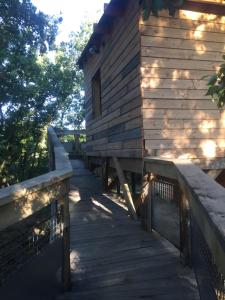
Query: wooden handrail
[[53, 127, 86, 137], [144, 156, 225, 277], [0, 127, 73, 229], [0, 126, 73, 290]]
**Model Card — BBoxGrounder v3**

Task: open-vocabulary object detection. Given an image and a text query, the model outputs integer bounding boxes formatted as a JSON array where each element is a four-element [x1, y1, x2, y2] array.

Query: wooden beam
[[113, 157, 137, 219], [104, 3, 109, 11], [207, 169, 223, 180], [183, 0, 225, 15], [0, 178, 70, 231], [54, 128, 85, 136], [144, 157, 177, 180], [93, 24, 111, 35], [103, 2, 125, 17], [104, 7, 125, 17], [109, 157, 143, 174], [88, 156, 104, 166]]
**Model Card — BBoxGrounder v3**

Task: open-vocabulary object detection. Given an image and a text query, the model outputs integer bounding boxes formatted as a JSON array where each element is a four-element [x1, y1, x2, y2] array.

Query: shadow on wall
[[140, 10, 225, 164]]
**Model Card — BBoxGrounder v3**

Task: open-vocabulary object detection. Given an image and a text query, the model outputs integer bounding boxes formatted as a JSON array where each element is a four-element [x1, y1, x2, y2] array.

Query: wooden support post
[[61, 189, 71, 291], [131, 172, 136, 197], [140, 173, 152, 231], [180, 193, 191, 266], [116, 177, 121, 195], [102, 158, 109, 191], [113, 157, 137, 219], [47, 134, 54, 171]]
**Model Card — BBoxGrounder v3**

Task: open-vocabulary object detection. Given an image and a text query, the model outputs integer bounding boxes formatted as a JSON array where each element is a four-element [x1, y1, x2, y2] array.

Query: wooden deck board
[[57, 160, 199, 300]]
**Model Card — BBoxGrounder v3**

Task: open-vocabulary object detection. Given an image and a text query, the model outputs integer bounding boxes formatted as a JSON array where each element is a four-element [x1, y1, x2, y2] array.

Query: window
[[92, 69, 102, 119]]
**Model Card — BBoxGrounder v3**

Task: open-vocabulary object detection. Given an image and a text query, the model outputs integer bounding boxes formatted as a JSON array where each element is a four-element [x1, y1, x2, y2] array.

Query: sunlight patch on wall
[[180, 10, 218, 22], [195, 42, 206, 53], [193, 29, 203, 40], [141, 61, 160, 91], [141, 77, 160, 89], [201, 140, 217, 158], [172, 70, 181, 81], [199, 120, 217, 133]]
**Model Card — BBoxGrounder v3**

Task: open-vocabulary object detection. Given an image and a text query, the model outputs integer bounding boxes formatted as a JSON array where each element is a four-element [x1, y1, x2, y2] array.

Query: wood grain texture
[[144, 156, 225, 277], [56, 160, 200, 300], [141, 10, 225, 164], [83, 0, 142, 159]]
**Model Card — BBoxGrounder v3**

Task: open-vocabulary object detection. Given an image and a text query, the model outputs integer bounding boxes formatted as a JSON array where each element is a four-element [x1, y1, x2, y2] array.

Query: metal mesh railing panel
[[0, 202, 62, 286], [191, 216, 225, 300], [150, 176, 180, 248]]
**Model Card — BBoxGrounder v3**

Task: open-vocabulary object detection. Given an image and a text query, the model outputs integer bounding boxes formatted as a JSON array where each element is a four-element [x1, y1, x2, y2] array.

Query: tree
[[0, 0, 91, 186], [0, 0, 61, 186], [53, 21, 92, 129], [206, 55, 225, 108]]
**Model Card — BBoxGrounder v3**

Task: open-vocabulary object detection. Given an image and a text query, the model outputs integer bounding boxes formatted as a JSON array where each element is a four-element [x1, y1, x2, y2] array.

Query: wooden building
[[78, 0, 225, 173]]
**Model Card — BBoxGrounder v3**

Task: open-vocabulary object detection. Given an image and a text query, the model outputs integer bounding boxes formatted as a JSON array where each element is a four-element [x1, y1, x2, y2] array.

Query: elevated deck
[[58, 160, 199, 300]]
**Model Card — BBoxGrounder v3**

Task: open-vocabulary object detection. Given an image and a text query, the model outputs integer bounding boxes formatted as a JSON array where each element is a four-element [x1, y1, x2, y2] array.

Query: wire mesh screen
[[0, 202, 62, 286], [151, 176, 180, 248], [149, 174, 225, 299], [191, 216, 225, 300]]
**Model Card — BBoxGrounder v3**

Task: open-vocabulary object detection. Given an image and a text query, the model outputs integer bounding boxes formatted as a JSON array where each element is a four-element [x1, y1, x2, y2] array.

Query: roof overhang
[[78, 0, 128, 69], [78, 0, 225, 69]]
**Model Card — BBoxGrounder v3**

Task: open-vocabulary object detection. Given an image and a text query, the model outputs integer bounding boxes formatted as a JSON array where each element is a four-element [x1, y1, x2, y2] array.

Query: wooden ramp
[[58, 160, 200, 300]]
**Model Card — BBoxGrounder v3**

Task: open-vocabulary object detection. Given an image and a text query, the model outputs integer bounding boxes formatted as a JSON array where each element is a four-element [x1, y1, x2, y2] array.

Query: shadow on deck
[[57, 160, 199, 300]]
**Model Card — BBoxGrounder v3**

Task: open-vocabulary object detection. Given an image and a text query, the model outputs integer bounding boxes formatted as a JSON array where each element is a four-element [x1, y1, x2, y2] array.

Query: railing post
[[61, 180, 71, 291], [180, 192, 191, 266], [140, 172, 152, 232]]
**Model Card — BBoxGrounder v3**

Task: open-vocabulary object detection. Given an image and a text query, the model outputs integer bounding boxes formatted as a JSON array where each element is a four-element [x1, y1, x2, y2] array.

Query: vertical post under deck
[[102, 158, 109, 191], [140, 172, 152, 232]]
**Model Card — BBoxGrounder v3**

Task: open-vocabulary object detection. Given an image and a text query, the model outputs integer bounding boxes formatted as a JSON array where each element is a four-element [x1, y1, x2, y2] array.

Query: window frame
[[91, 69, 102, 119]]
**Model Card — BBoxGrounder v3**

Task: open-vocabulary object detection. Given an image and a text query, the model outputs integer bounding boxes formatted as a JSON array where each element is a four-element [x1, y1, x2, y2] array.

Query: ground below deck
[[57, 159, 200, 300]]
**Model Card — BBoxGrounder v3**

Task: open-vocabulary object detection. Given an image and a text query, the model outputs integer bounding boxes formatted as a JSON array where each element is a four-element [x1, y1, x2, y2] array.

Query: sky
[[32, 0, 110, 43]]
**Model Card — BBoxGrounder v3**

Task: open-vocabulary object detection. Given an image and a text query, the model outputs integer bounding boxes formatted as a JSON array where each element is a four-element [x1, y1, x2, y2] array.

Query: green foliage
[[140, 0, 185, 19], [206, 55, 225, 108], [0, 0, 59, 186], [0, 1, 91, 187], [53, 21, 92, 129]]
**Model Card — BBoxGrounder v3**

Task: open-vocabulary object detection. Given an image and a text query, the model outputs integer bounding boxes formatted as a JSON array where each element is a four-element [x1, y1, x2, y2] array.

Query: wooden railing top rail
[[54, 127, 86, 137], [0, 127, 73, 230], [144, 156, 225, 276]]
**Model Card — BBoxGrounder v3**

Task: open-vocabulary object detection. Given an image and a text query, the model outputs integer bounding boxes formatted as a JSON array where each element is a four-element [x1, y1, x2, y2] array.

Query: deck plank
[[57, 160, 199, 300]]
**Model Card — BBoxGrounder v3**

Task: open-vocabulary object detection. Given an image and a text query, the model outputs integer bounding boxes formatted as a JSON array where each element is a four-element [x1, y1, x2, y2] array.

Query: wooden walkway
[[58, 160, 200, 300]]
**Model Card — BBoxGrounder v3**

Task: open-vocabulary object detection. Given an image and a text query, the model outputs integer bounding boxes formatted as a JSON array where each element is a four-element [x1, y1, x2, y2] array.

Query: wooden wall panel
[[83, 0, 143, 159], [141, 9, 225, 166]]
